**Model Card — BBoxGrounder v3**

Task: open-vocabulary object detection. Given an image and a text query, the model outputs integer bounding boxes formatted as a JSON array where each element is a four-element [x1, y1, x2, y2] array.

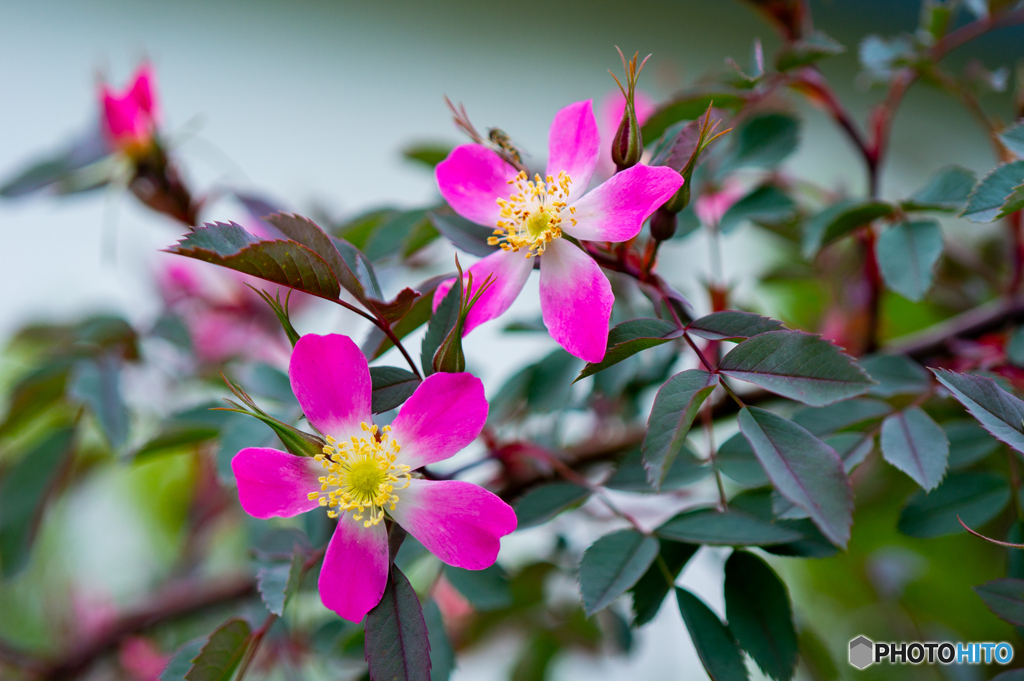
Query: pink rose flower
[[231, 334, 517, 622], [434, 100, 683, 362], [101, 63, 159, 151]]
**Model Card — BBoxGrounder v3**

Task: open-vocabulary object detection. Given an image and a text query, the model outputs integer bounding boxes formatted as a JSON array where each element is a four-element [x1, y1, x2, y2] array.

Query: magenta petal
[[431, 248, 532, 335], [539, 239, 613, 363], [289, 334, 371, 439], [128, 63, 158, 119], [390, 479, 517, 569], [562, 164, 684, 242], [231, 447, 320, 519], [318, 514, 389, 622], [390, 373, 487, 469], [436, 145, 519, 227], [545, 100, 600, 203]]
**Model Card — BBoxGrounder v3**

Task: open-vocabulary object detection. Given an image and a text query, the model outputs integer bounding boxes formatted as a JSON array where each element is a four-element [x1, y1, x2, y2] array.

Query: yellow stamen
[[492, 170, 572, 257]]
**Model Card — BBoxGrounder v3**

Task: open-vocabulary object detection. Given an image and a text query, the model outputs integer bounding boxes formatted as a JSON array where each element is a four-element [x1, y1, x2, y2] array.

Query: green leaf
[[880, 406, 949, 490], [1008, 326, 1024, 367], [776, 31, 845, 71], [513, 482, 591, 529], [974, 579, 1024, 626], [363, 209, 431, 261], [256, 549, 304, 616], [642, 370, 718, 489], [0, 128, 110, 197], [490, 350, 582, 421], [718, 185, 797, 235], [579, 529, 660, 616], [370, 367, 421, 413], [365, 565, 431, 681], [443, 564, 513, 611], [725, 551, 798, 681], [421, 279, 461, 376], [944, 419, 1001, 470], [902, 165, 976, 211], [428, 210, 497, 257], [802, 199, 895, 257], [961, 161, 1024, 223], [739, 407, 854, 548], [716, 433, 770, 487], [575, 318, 681, 381], [728, 489, 841, 559], [363, 276, 447, 360], [630, 540, 697, 626], [675, 588, 750, 681], [721, 113, 800, 172], [641, 92, 747, 142], [876, 220, 943, 301], [790, 397, 891, 436], [605, 446, 709, 492], [1001, 120, 1024, 157], [656, 507, 803, 546], [859, 354, 931, 397], [898, 471, 1010, 538], [932, 368, 1024, 454], [403, 143, 453, 169], [184, 618, 252, 681], [168, 222, 341, 300], [826, 432, 875, 473], [0, 427, 76, 578], [423, 599, 455, 681], [720, 330, 874, 406], [160, 639, 206, 681], [69, 355, 129, 450], [686, 311, 784, 342]]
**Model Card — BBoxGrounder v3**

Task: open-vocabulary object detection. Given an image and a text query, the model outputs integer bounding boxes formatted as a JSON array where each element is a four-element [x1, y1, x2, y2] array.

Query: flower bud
[[649, 206, 678, 241], [610, 49, 650, 172], [664, 181, 691, 214], [101, 63, 159, 156]]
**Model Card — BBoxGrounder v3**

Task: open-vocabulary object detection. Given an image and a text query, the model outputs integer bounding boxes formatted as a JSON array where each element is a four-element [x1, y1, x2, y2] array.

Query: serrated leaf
[[932, 368, 1024, 454], [364, 565, 431, 681], [802, 199, 895, 257], [876, 220, 943, 301], [859, 354, 931, 397], [605, 446, 709, 492], [718, 185, 797, 234], [641, 92, 747, 142], [443, 563, 512, 611], [725, 551, 797, 681], [902, 165, 976, 211], [656, 507, 803, 546], [168, 222, 341, 300], [256, 549, 304, 616], [421, 279, 461, 377], [642, 370, 718, 489], [739, 407, 853, 547], [675, 588, 750, 681], [370, 367, 421, 413], [1000, 120, 1024, 157], [975, 579, 1024, 626], [630, 540, 698, 626], [790, 397, 891, 436], [898, 471, 1010, 538], [69, 355, 129, 450], [423, 599, 455, 681], [716, 433, 770, 487], [374, 287, 422, 325], [0, 427, 76, 578], [686, 310, 785, 342], [944, 419, 1001, 470], [428, 210, 497, 257], [579, 529, 660, 616], [880, 406, 949, 490], [962, 161, 1024, 223], [185, 618, 252, 681], [363, 276, 447, 360], [513, 482, 590, 529], [575, 318, 681, 381], [721, 113, 800, 173], [160, 639, 207, 681], [827, 432, 875, 473], [728, 489, 841, 559], [776, 31, 845, 71], [720, 330, 874, 406]]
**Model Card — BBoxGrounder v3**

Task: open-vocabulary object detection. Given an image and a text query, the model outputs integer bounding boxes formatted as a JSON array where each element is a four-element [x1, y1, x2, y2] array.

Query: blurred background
[[2, 1, 1023, 679]]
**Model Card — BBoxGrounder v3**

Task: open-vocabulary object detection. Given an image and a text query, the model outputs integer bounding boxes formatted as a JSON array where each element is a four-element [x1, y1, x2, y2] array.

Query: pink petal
[[562, 164, 683, 242], [389, 479, 517, 569], [390, 373, 487, 469], [128, 63, 158, 121], [231, 447, 320, 519], [289, 334, 371, 439], [102, 90, 146, 142], [545, 100, 600, 203], [436, 145, 519, 227], [694, 179, 746, 226], [318, 514, 389, 622], [432, 248, 532, 335], [539, 239, 613, 363]]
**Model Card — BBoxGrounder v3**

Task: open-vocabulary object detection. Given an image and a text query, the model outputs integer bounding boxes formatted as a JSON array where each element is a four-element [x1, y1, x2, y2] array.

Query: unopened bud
[[664, 181, 690, 214], [650, 206, 678, 241], [610, 49, 650, 172]]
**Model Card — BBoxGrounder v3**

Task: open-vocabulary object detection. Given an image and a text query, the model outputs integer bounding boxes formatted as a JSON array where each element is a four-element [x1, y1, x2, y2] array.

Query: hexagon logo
[[849, 636, 874, 670]]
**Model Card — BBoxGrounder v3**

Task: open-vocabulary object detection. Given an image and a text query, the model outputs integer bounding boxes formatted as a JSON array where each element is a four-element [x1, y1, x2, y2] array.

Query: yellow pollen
[[492, 170, 575, 257], [308, 423, 411, 527]]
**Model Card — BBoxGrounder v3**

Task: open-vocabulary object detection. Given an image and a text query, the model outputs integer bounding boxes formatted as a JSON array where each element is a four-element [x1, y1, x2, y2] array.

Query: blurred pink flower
[[693, 179, 745, 227], [119, 637, 169, 681], [231, 334, 516, 622], [596, 90, 656, 179], [101, 63, 160, 152]]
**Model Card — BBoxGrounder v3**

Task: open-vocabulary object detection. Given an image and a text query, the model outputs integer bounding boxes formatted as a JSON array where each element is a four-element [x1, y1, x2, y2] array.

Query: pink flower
[[231, 334, 516, 622], [597, 90, 656, 179], [693, 179, 745, 227], [434, 100, 684, 362], [101, 63, 159, 151]]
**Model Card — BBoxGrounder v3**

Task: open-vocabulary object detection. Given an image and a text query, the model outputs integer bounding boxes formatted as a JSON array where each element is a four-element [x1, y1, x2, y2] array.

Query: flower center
[[489, 171, 578, 257], [308, 423, 411, 527]]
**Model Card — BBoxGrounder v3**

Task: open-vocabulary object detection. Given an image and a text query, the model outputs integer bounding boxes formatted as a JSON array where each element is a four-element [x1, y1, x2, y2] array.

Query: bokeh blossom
[[100, 63, 160, 153]]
